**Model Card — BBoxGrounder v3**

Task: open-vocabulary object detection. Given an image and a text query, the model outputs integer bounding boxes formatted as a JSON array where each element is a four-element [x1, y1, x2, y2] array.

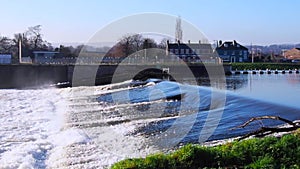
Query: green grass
[[111, 131, 300, 169], [231, 62, 300, 70]]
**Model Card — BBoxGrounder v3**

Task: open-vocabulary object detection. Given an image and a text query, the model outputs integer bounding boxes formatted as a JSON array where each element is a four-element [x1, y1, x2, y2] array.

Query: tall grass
[[111, 131, 300, 169]]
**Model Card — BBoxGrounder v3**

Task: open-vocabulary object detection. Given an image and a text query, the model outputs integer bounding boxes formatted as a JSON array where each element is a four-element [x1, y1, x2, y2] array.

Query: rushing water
[[0, 74, 300, 168]]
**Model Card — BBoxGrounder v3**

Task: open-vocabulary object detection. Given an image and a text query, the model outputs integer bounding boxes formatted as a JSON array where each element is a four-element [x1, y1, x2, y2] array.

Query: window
[[239, 51, 242, 55], [186, 49, 189, 54], [181, 49, 185, 54], [175, 49, 179, 54], [244, 51, 248, 59], [224, 51, 227, 55], [232, 51, 235, 55], [224, 44, 228, 47]]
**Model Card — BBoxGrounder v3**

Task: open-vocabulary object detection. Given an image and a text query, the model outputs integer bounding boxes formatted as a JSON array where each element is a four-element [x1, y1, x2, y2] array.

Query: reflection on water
[[196, 76, 248, 90], [195, 74, 300, 108], [230, 74, 300, 108]]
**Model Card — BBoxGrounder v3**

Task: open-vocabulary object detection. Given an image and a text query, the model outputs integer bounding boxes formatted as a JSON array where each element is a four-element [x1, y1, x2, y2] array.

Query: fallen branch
[[232, 116, 300, 141]]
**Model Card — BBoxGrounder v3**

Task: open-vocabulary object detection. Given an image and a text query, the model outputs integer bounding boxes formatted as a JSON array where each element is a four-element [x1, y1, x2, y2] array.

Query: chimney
[[199, 40, 201, 44], [177, 40, 180, 44], [188, 40, 190, 44], [233, 40, 237, 46], [219, 40, 222, 46]]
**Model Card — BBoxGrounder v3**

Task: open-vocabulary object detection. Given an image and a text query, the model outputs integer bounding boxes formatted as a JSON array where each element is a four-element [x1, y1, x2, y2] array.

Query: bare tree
[[131, 34, 143, 52], [117, 34, 159, 57], [142, 38, 157, 49], [119, 34, 135, 57], [0, 36, 13, 53], [27, 25, 43, 50], [175, 16, 183, 42], [158, 38, 170, 49], [118, 34, 146, 57]]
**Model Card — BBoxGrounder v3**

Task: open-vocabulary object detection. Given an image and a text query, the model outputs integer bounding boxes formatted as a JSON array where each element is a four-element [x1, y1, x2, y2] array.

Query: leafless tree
[[0, 36, 13, 53]]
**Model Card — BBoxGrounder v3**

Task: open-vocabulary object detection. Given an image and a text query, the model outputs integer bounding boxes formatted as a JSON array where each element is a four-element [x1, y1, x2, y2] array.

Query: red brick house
[[284, 48, 300, 59]]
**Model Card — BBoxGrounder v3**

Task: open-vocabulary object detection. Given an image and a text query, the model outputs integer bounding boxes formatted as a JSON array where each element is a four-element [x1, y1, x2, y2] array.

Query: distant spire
[[175, 16, 183, 42]]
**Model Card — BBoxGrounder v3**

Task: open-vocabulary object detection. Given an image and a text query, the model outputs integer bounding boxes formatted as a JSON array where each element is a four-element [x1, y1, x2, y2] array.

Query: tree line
[[102, 34, 168, 58], [0, 25, 88, 62], [0, 25, 169, 63]]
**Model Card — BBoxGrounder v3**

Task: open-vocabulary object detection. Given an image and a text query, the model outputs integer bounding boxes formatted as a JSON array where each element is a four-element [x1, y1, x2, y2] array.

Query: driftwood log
[[232, 116, 300, 140]]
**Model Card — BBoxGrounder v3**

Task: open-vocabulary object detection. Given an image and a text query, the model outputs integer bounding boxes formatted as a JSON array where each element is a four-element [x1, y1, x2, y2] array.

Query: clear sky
[[1, 0, 299, 45]]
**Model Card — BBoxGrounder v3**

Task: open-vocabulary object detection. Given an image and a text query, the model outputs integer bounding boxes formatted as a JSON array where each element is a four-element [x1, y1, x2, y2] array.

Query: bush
[[111, 133, 300, 169]]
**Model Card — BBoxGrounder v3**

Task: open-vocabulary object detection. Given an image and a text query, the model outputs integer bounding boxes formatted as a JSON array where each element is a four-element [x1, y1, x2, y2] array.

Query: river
[[0, 74, 300, 168]]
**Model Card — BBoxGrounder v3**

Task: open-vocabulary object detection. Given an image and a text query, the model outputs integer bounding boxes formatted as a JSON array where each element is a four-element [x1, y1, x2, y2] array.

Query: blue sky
[[1, 0, 299, 45]]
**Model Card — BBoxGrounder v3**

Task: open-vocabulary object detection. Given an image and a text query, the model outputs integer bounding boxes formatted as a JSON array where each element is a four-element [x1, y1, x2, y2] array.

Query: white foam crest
[[49, 128, 90, 147], [67, 79, 133, 98]]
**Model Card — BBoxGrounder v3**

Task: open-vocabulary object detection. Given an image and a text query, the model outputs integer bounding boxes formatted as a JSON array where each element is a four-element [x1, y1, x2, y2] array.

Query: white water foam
[[0, 88, 68, 168], [43, 83, 164, 168]]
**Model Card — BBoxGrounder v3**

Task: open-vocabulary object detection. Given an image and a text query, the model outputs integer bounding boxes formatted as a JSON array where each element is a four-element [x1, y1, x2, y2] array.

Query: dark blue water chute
[[97, 80, 300, 144], [97, 80, 183, 104]]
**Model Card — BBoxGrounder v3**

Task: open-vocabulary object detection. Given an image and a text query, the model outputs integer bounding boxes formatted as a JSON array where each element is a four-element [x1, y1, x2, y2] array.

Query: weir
[[0, 64, 232, 88]]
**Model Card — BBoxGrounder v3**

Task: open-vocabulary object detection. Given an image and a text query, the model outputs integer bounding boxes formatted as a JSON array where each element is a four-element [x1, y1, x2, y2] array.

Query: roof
[[33, 51, 59, 54], [0, 54, 11, 59], [216, 41, 248, 50], [284, 48, 300, 59], [0, 53, 12, 56], [167, 43, 212, 50]]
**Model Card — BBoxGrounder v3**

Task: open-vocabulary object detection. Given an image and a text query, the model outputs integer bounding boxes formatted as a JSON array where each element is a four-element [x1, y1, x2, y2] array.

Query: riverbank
[[111, 129, 300, 169], [231, 62, 300, 70]]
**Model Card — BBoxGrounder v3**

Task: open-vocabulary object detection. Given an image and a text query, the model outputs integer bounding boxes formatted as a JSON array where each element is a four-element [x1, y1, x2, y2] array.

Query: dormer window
[[224, 44, 228, 47]]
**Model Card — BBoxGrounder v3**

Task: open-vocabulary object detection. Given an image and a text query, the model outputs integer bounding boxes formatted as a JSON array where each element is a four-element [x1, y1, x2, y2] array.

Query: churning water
[[1, 74, 300, 168]]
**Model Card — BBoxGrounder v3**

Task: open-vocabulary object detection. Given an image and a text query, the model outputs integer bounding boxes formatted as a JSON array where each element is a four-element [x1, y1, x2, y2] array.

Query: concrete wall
[[0, 65, 68, 88], [0, 64, 231, 88], [68, 64, 232, 86]]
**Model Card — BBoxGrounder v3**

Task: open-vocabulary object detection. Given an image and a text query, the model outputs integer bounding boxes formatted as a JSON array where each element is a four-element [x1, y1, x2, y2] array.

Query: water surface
[[0, 74, 300, 168]]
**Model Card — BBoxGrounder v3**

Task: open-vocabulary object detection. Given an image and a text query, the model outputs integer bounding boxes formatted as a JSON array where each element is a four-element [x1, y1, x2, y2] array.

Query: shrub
[[231, 62, 300, 70]]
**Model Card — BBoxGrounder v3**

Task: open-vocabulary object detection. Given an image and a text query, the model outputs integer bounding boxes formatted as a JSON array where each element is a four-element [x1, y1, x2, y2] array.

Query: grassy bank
[[231, 62, 300, 70], [111, 131, 300, 169]]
